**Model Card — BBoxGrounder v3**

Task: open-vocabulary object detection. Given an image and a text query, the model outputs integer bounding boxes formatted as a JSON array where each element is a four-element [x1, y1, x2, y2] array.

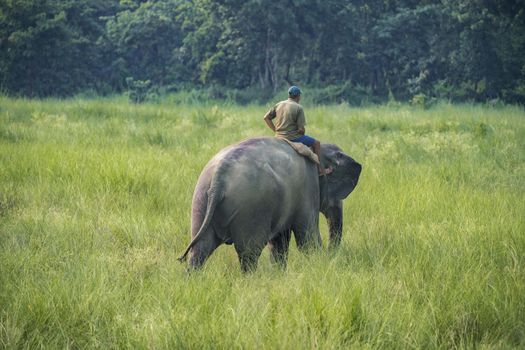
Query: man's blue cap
[[288, 86, 301, 96]]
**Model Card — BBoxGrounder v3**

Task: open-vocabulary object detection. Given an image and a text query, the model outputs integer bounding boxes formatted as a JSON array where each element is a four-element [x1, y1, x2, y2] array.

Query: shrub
[[125, 77, 159, 103], [308, 83, 381, 106], [411, 93, 427, 107]]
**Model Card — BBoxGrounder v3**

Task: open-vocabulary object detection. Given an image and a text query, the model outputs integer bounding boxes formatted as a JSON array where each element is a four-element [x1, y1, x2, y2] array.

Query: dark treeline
[[1, 0, 524, 104]]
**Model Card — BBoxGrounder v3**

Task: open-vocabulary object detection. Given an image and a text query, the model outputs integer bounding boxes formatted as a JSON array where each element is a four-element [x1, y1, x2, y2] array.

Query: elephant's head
[[319, 143, 362, 247], [320, 144, 361, 201]]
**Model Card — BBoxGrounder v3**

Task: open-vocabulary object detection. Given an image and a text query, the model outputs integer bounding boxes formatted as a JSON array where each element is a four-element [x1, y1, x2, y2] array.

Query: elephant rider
[[263, 85, 332, 175]]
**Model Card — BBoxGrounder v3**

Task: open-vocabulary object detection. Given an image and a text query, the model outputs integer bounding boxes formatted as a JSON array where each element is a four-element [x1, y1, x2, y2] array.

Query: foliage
[[125, 77, 158, 103], [100, 1, 186, 87], [410, 93, 427, 108], [1, 96, 524, 348], [0, 0, 524, 102], [307, 83, 381, 106], [0, 0, 119, 96]]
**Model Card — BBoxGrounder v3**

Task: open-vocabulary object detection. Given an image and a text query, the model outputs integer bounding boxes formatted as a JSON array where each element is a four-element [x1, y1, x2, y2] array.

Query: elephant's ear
[[326, 162, 362, 200]]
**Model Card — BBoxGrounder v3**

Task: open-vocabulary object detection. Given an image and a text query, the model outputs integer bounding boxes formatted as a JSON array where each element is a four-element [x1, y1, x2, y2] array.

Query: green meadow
[[0, 95, 524, 349]]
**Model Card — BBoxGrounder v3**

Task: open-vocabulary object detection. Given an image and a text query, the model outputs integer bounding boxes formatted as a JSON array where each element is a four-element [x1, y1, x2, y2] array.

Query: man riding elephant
[[178, 136, 361, 272], [263, 86, 332, 175]]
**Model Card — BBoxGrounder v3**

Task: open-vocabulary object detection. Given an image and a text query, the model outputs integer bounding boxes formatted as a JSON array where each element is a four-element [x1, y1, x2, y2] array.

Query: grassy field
[[0, 95, 524, 349]]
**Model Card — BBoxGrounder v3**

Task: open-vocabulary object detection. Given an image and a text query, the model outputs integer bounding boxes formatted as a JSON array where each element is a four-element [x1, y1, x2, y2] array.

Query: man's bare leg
[[313, 140, 333, 175]]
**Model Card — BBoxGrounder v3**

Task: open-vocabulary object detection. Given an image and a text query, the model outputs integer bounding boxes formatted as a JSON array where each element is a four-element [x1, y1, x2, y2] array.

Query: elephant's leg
[[293, 224, 322, 252], [188, 229, 222, 270], [292, 202, 322, 252], [234, 243, 264, 273], [268, 229, 292, 269]]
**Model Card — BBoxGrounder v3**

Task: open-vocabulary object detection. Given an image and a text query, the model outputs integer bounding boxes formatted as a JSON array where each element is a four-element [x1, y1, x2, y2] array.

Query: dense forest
[[1, 0, 524, 104]]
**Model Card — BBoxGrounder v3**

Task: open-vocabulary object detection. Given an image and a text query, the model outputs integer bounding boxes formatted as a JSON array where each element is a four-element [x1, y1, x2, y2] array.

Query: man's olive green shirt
[[263, 98, 306, 140]]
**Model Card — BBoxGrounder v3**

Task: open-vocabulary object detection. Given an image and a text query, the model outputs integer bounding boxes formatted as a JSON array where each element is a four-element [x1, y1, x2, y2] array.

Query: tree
[[0, 0, 118, 96], [0, 0, 523, 102], [100, 0, 186, 90]]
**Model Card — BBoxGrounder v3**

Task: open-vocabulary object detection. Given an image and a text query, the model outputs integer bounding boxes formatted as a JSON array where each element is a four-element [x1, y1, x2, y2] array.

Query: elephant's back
[[217, 137, 305, 180], [201, 137, 294, 175], [223, 137, 297, 165], [192, 137, 288, 201], [195, 137, 313, 200]]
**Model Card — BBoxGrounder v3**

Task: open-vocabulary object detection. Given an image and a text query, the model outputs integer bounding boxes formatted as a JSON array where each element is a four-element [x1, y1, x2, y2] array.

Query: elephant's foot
[[239, 254, 259, 273], [187, 233, 221, 270], [235, 246, 263, 273], [268, 229, 291, 269], [269, 253, 287, 269], [188, 253, 206, 270]]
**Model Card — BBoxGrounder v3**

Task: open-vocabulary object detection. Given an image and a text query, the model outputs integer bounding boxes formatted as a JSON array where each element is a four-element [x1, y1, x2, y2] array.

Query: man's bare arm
[[264, 115, 276, 132]]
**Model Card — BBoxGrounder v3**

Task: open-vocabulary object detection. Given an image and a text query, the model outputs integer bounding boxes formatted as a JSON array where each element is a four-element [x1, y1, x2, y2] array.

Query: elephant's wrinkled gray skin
[[178, 137, 361, 272]]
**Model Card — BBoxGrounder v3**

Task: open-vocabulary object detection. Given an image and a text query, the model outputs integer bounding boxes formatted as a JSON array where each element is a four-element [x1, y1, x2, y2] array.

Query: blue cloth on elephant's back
[[291, 135, 316, 147]]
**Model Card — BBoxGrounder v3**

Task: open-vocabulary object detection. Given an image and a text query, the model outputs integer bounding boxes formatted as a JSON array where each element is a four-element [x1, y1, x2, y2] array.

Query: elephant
[[178, 137, 361, 272]]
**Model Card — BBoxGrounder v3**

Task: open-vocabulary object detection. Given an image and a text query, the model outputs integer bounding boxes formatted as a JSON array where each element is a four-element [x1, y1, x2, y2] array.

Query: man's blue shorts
[[291, 135, 316, 147]]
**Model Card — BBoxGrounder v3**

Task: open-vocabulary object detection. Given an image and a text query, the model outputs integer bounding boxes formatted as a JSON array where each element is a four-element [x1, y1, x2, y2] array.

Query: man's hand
[[298, 127, 305, 135]]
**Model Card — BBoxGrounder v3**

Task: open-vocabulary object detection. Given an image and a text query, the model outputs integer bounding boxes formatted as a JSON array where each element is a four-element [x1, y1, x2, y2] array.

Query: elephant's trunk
[[322, 203, 343, 249]]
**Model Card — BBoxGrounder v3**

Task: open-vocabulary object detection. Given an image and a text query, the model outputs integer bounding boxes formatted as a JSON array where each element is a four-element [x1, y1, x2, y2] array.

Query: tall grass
[[1, 95, 524, 348]]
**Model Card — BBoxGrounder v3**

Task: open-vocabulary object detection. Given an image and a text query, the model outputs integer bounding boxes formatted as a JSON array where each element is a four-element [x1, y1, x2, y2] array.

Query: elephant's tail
[[177, 185, 223, 263]]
